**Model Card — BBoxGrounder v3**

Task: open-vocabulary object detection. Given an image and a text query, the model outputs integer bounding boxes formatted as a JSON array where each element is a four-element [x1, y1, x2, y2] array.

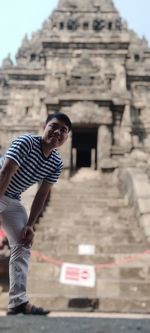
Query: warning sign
[[60, 263, 96, 287]]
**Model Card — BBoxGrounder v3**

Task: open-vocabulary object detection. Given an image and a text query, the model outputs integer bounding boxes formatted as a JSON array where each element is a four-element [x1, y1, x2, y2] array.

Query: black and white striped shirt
[[4, 134, 63, 200]]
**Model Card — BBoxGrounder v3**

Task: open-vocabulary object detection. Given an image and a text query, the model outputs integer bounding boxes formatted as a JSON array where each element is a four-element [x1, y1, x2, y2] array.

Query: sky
[[0, 0, 149, 65]]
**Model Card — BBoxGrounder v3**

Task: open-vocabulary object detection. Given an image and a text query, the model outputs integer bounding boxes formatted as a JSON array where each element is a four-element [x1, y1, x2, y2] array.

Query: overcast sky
[[0, 0, 149, 65]]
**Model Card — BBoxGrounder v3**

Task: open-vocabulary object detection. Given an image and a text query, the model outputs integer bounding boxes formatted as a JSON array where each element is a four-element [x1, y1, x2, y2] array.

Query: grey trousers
[[0, 195, 31, 308]]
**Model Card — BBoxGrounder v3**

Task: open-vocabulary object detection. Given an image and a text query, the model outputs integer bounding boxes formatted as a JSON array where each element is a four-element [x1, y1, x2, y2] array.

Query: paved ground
[[0, 313, 150, 333]]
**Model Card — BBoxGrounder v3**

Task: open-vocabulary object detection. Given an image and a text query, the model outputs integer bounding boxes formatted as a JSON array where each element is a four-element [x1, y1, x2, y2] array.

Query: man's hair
[[45, 112, 72, 132]]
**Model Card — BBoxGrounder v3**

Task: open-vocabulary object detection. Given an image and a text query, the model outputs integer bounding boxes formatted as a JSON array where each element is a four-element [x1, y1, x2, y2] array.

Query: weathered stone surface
[[130, 150, 148, 163], [138, 198, 150, 215], [96, 280, 120, 298], [100, 298, 150, 313], [119, 168, 150, 246]]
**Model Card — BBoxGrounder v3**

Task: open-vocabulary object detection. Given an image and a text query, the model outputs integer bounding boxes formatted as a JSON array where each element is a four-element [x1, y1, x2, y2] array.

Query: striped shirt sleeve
[[44, 160, 64, 184], [5, 135, 33, 166]]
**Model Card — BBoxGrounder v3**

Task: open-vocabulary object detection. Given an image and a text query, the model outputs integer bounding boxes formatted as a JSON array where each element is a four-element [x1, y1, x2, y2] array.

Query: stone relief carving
[[115, 18, 122, 31], [52, 17, 123, 32], [134, 85, 150, 93], [60, 55, 111, 93], [61, 101, 112, 124], [93, 19, 105, 31], [132, 85, 150, 106], [67, 19, 79, 31], [0, 77, 9, 94], [58, 0, 115, 11]]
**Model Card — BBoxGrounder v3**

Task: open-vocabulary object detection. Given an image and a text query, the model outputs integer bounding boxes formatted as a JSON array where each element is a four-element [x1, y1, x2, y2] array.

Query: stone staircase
[[0, 169, 149, 312], [27, 168, 150, 313]]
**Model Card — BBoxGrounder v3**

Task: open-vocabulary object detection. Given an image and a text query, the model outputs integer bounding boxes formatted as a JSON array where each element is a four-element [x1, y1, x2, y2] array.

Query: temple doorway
[[72, 127, 98, 170]]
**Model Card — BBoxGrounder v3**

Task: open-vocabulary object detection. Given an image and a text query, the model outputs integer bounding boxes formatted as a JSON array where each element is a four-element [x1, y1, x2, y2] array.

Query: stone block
[[28, 262, 60, 280], [28, 280, 97, 298], [133, 181, 150, 197], [120, 267, 148, 281], [96, 280, 120, 298], [100, 297, 149, 313], [138, 197, 150, 214], [99, 158, 118, 169], [140, 215, 150, 236], [130, 150, 148, 162], [96, 268, 119, 280], [28, 295, 68, 310], [120, 282, 150, 298]]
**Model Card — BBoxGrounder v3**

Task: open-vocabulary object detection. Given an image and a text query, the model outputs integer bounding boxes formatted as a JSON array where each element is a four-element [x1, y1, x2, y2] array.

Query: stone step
[[0, 292, 148, 313], [44, 209, 108, 216], [50, 182, 121, 193], [53, 192, 121, 199], [28, 262, 150, 281], [27, 277, 150, 299], [27, 294, 96, 312], [44, 206, 136, 218], [53, 180, 120, 188], [33, 230, 144, 245], [39, 213, 115, 222], [47, 204, 125, 212], [35, 223, 143, 235], [30, 254, 117, 268], [36, 223, 140, 234], [27, 281, 97, 297], [37, 217, 138, 229], [48, 198, 126, 208], [55, 180, 120, 189], [31, 242, 149, 256], [99, 297, 150, 313], [39, 212, 137, 225], [26, 294, 150, 313], [33, 241, 146, 253], [25, 171, 149, 314], [51, 195, 122, 203], [53, 187, 114, 194], [34, 237, 145, 250]]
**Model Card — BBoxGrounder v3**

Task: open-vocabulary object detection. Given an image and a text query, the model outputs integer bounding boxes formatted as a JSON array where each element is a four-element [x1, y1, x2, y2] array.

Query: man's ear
[[65, 132, 69, 141]]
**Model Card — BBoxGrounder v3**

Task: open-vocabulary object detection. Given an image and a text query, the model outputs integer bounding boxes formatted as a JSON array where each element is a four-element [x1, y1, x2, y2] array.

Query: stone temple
[[0, 0, 150, 171], [1, 0, 150, 313]]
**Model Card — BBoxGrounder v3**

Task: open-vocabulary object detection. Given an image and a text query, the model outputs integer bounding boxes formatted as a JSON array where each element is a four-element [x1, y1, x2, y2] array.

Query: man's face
[[43, 118, 69, 148]]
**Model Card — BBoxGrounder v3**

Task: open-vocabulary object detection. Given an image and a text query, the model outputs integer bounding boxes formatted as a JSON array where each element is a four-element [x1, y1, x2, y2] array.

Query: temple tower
[[0, 0, 150, 174]]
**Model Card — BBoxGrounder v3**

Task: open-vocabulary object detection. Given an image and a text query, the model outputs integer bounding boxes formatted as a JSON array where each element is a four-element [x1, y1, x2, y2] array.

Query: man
[[0, 112, 72, 315]]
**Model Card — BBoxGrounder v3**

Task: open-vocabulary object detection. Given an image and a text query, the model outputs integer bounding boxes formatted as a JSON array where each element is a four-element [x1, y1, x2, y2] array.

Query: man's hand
[[20, 225, 35, 246]]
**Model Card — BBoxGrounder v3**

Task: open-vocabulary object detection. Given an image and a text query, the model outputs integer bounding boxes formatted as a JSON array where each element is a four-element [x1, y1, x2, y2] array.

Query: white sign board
[[78, 244, 95, 255], [60, 263, 96, 288]]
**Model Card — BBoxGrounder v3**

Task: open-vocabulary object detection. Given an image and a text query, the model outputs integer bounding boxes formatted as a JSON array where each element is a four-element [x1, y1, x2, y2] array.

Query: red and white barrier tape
[[31, 249, 150, 271]]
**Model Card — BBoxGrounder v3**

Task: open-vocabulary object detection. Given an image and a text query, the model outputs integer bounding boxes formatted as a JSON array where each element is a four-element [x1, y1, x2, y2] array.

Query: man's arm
[[28, 181, 52, 227], [21, 181, 52, 245], [0, 158, 19, 198]]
